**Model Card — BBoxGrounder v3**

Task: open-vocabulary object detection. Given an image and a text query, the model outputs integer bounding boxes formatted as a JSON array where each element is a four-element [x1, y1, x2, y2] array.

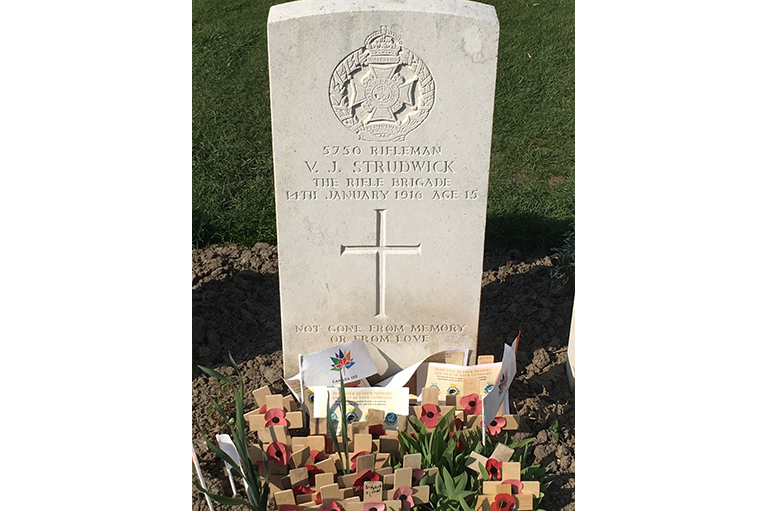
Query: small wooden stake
[[318, 483, 341, 502], [304, 435, 327, 453], [367, 408, 385, 425], [422, 387, 440, 405], [349, 421, 369, 438], [252, 386, 270, 408], [290, 445, 311, 468], [308, 417, 327, 435], [257, 425, 289, 444], [363, 481, 383, 502], [402, 453, 422, 469], [522, 480, 540, 497], [289, 467, 309, 487], [501, 461, 521, 481], [489, 442, 515, 463], [273, 489, 296, 507], [265, 394, 284, 411], [353, 433, 373, 454], [355, 453, 376, 474], [285, 411, 304, 428], [463, 376, 481, 397], [316, 457, 338, 474], [465, 451, 489, 473], [314, 472, 335, 490], [393, 467, 413, 489]]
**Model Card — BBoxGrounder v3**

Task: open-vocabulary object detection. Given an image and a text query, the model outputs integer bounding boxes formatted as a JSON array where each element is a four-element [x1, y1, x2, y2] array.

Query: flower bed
[[195, 357, 551, 511]]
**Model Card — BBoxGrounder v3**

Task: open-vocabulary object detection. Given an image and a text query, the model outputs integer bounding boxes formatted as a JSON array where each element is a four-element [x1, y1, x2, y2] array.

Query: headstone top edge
[[268, 0, 498, 25]]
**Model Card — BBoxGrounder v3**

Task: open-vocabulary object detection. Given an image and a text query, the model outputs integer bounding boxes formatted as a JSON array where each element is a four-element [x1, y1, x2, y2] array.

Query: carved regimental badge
[[329, 26, 435, 143]]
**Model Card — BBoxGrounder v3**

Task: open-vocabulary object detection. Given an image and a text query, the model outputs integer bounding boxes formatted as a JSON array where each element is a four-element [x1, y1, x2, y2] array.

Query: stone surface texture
[[268, 0, 500, 378]]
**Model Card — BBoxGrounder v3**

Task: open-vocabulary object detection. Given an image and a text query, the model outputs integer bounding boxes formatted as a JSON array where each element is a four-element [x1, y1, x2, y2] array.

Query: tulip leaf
[[197, 364, 231, 384], [478, 462, 490, 481], [193, 480, 253, 508]]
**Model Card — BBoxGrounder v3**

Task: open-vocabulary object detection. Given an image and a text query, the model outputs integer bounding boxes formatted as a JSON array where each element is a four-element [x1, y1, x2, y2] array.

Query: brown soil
[[192, 243, 575, 510]]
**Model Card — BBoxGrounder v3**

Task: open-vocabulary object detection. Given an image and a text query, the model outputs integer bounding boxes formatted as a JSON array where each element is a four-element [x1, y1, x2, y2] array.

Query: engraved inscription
[[291, 323, 467, 345], [329, 26, 435, 142], [340, 209, 421, 317]]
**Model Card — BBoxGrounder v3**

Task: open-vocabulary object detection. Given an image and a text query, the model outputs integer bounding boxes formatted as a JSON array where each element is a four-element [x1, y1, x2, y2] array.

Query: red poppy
[[264, 407, 288, 426], [369, 424, 386, 439], [292, 485, 313, 498], [363, 504, 385, 511], [258, 404, 267, 414], [266, 441, 291, 466], [459, 393, 482, 415], [351, 451, 371, 472], [392, 486, 415, 510], [309, 449, 327, 463], [411, 468, 426, 486], [490, 493, 518, 511], [501, 479, 524, 494], [454, 432, 465, 452], [315, 492, 322, 505], [486, 458, 503, 481], [352, 470, 381, 491], [419, 403, 441, 428], [486, 416, 507, 436], [454, 416, 464, 431], [305, 464, 322, 485], [321, 501, 344, 511]]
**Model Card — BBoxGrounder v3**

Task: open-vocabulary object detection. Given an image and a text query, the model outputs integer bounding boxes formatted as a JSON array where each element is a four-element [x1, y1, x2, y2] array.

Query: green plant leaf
[[478, 461, 490, 481], [197, 364, 232, 384], [435, 468, 445, 495], [442, 466, 455, 495], [193, 480, 254, 509], [408, 415, 427, 436], [511, 437, 535, 449], [326, 391, 342, 460], [338, 377, 351, 473], [434, 406, 455, 432], [459, 496, 474, 511], [455, 471, 468, 489]]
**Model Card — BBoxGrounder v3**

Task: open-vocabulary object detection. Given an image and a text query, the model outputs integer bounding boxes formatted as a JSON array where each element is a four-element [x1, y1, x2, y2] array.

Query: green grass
[[193, 0, 574, 250]]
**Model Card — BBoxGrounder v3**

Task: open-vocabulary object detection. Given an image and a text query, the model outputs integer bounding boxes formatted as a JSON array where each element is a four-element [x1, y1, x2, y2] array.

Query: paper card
[[300, 338, 378, 387], [215, 433, 242, 470], [313, 387, 409, 435], [482, 335, 519, 432], [376, 349, 470, 391], [416, 362, 502, 403], [285, 376, 371, 417]]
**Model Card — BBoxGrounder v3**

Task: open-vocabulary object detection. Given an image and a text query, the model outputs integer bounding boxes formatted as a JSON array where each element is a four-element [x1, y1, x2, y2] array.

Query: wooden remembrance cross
[[341, 209, 421, 318]]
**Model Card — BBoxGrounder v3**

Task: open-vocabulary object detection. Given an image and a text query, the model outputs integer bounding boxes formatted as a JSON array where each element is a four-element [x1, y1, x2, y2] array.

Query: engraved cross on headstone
[[341, 209, 421, 317]]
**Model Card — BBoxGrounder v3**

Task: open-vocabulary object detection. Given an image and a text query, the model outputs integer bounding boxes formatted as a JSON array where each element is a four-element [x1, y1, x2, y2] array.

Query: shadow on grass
[[193, 207, 225, 248], [484, 211, 573, 255], [192, 270, 282, 378]]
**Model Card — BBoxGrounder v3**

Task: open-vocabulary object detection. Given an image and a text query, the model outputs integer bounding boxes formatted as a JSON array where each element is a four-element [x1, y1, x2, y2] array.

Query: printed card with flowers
[[313, 386, 409, 435], [417, 362, 506, 406]]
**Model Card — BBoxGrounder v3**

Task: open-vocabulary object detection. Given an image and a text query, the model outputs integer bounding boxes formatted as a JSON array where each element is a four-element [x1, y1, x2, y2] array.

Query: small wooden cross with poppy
[[243, 385, 305, 430], [412, 386, 465, 430], [466, 453, 541, 511]]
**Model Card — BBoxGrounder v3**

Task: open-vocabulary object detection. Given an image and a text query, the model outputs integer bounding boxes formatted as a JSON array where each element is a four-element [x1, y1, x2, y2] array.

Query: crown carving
[[365, 25, 402, 64]]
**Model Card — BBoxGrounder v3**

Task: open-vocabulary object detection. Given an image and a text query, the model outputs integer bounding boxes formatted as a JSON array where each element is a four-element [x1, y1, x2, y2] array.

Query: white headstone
[[268, 0, 499, 379]]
